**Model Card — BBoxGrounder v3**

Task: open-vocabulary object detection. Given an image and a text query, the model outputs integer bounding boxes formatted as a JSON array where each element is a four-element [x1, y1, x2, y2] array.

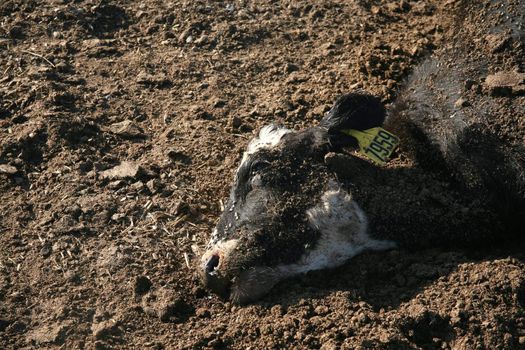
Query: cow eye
[[250, 160, 269, 174]]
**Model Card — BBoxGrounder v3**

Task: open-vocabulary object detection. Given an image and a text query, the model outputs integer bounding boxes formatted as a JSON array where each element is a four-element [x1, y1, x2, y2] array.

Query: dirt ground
[[1, 0, 524, 349]]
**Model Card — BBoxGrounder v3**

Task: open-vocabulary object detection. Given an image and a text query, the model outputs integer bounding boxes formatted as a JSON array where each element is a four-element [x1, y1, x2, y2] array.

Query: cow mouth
[[229, 267, 283, 305], [200, 256, 283, 304], [200, 273, 229, 301]]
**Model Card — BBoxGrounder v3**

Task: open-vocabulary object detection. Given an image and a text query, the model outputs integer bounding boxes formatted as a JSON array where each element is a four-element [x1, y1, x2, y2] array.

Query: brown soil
[[0, 0, 524, 349]]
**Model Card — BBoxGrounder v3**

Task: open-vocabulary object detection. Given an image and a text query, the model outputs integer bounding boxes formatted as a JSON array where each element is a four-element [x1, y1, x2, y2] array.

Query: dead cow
[[199, 0, 525, 304]]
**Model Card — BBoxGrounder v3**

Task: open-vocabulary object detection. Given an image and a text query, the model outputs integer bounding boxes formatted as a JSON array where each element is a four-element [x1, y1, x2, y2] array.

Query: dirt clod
[[485, 71, 525, 96], [27, 325, 66, 344], [142, 289, 194, 323], [91, 320, 120, 340], [108, 120, 146, 139], [99, 161, 144, 180]]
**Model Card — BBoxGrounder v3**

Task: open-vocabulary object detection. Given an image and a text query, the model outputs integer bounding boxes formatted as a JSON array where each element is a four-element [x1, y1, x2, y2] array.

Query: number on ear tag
[[342, 127, 399, 165]]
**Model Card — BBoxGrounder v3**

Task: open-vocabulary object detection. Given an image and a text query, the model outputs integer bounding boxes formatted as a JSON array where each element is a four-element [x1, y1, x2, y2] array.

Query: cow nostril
[[205, 254, 220, 273]]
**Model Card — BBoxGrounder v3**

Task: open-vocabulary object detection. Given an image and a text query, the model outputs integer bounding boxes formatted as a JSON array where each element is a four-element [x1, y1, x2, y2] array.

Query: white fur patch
[[247, 124, 292, 155], [277, 185, 396, 276], [239, 124, 292, 168]]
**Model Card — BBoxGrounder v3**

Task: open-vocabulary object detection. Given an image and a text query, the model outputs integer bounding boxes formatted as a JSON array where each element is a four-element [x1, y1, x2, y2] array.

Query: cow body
[[199, 0, 525, 304]]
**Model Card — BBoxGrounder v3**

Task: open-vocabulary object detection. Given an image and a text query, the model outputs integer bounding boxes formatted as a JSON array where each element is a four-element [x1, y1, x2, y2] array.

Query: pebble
[[111, 213, 125, 221], [0, 164, 17, 175], [130, 181, 144, 191], [454, 97, 470, 108], [108, 120, 145, 139], [519, 336, 525, 345], [99, 161, 144, 180], [146, 179, 162, 193]]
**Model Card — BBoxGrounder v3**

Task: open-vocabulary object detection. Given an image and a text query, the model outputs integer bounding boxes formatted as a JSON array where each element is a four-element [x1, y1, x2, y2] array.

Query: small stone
[[99, 161, 144, 180], [130, 181, 144, 191], [196, 307, 211, 318], [134, 275, 152, 296], [371, 6, 382, 15], [111, 213, 125, 221], [194, 34, 208, 46], [454, 97, 470, 108], [178, 29, 190, 43], [107, 180, 124, 189], [108, 120, 145, 139], [0, 164, 17, 174], [146, 179, 162, 193], [519, 336, 525, 345]]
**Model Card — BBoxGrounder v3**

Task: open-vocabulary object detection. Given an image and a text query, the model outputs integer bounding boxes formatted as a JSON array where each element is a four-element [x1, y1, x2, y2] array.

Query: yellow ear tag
[[342, 127, 399, 165]]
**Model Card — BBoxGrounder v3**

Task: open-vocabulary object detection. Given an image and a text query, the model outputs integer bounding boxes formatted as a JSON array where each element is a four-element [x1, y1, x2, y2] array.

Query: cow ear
[[320, 91, 386, 150]]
